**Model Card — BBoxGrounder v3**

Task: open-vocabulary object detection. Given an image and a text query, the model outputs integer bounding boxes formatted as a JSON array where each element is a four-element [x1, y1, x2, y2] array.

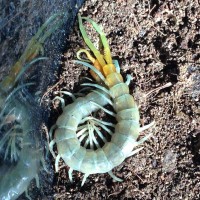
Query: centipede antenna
[[90, 101, 116, 117], [81, 173, 89, 186], [60, 91, 76, 101], [75, 60, 105, 81], [91, 90, 113, 105], [126, 147, 143, 158], [125, 74, 133, 86], [82, 17, 113, 65], [78, 14, 106, 67], [113, 60, 121, 73], [68, 168, 73, 182], [81, 83, 109, 94], [108, 171, 123, 182]]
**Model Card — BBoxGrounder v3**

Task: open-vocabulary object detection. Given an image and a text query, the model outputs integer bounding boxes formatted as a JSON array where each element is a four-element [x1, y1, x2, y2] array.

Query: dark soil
[[43, 0, 200, 199]]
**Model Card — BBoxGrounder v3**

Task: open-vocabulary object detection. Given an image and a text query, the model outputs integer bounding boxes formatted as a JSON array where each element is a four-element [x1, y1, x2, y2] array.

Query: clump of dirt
[[46, 0, 200, 199]]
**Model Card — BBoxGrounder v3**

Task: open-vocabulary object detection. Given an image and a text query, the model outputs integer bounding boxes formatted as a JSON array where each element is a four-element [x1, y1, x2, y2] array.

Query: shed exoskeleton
[[0, 13, 63, 199]]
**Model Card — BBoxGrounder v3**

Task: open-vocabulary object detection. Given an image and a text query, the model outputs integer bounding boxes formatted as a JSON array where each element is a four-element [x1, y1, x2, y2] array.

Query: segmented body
[[0, 14, 63, 199], [50, 15, 152, 185]]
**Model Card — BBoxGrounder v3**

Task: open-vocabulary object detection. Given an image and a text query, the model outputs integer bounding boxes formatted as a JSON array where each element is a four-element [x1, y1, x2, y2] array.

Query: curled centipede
[[49, 15, 154, 186]]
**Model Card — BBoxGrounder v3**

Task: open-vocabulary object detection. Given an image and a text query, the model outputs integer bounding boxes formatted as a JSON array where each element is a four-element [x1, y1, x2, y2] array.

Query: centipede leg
[[78, 15, 106, 67], [49, 139, 56, 158], [49, 124, 57, 140], [81, 16, 113, 65], [125, 74, 133, 86], [55, 154, 61, 172], [68, 168, 73, 182], [94, 121, 113, 136], [91, 131, 100, 148], [126, 147, 143, 158], [35, 174, 40, 188], [60, 91, 76, 102], [136, 133, 152, 146], [139, 121, 155, 132], [25, 190, 31, 200], [93, 126, 107, 143], [53, 96, 65, 109], [90, 101, 116, 117], [88, 126, 94, 149], [113, 60, 120, 73], [81, 83, 109, 94], [40, 155, 49, 172], [81, 173, 89, 186], [108, 171, 123, 182], [84, 138, 90, 148]]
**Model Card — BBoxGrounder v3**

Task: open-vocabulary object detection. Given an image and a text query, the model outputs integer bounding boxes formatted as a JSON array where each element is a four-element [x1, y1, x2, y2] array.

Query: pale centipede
[[49, 15, 153, 186]]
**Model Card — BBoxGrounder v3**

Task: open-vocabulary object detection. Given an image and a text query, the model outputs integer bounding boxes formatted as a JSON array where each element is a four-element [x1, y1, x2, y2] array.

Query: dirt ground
[[40, 0, 200, 199]]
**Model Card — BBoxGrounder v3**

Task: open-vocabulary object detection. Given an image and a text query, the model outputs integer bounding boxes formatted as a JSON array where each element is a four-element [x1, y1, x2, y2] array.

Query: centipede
[[0, 14, 63, 200], [49, 14, 154, 186]]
